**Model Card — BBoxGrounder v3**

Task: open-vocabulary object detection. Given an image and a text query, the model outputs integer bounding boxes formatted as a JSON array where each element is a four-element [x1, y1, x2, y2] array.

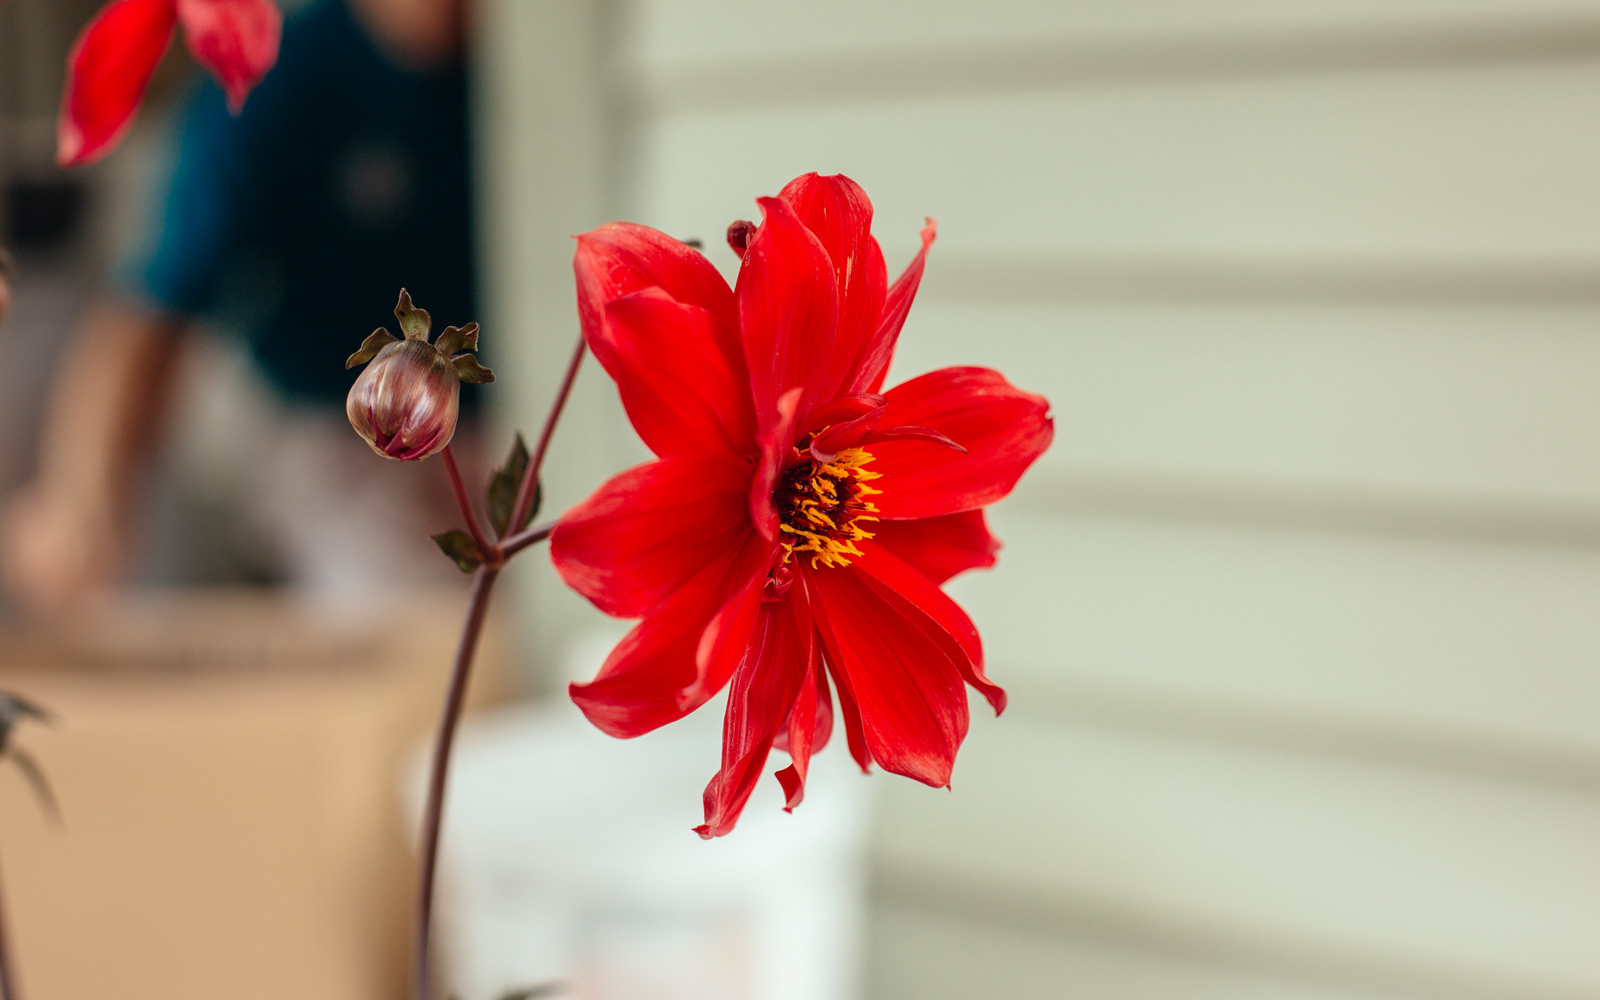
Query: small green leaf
[[431, 530, 484, 573], [487, 434, 539, 536], [0, 692, 49, 756], [0, 693, 58, 825], [345, 328, 399, 369], [453, 354, 495, 385], [9, 747, 60, 827], [394, 289, 432, 340]]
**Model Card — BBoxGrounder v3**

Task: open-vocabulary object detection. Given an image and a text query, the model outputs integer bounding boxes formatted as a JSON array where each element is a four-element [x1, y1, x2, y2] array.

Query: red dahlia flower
[[552, 173, 1053, 838], [58, 0, 282, 167]]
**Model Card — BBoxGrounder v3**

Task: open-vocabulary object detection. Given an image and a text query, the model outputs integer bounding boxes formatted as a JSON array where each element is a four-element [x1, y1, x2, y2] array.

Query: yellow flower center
[[775, 447, 881, 569]]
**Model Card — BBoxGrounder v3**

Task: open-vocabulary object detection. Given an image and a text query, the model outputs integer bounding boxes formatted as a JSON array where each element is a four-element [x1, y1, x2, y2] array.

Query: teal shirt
[[120, 0, 479, 407]]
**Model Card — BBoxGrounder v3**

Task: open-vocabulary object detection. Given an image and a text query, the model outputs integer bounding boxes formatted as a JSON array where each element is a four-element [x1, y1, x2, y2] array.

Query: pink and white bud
[[346, 339, 459, 460], [344, 290, 493, 462]]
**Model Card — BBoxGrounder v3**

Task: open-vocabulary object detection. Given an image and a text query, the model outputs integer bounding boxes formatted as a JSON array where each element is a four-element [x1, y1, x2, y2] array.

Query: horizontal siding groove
[[870, 869, 1600, 1000], [623, 15, 1600, 113], [1009, 675, 1600, 801], [1015, 470, 1600, 549], [920, 254, 1600, 306]]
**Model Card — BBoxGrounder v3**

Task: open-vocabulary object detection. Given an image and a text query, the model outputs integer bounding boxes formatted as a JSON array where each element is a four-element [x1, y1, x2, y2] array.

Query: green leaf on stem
[[487, 434, 540, 537], [0, 692, 58, 824], [0, 691, 49, 756], [431, 529, 485, 573], [345, 328, 399, 369], [9, 746, 60, 826], [394, 288, 432, 340]]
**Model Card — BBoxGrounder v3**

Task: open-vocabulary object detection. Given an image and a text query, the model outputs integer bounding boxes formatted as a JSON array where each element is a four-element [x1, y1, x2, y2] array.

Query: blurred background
[[6, 0, 1600, 998]]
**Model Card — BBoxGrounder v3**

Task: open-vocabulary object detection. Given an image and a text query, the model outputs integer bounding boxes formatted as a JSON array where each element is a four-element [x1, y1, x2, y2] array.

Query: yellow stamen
[[774, 447, 881, 569]]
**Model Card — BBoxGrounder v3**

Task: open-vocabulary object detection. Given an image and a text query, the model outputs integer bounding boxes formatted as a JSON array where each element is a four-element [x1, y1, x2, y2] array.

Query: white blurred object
[[417, 636, 872, 1000]]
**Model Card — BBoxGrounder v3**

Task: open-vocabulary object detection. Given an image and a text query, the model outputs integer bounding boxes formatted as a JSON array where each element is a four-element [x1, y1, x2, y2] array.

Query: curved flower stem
[[0, 850, 17, 1000], [414, 564, 498, 1000], [498, 520, 553, 559], [413, 332, 587, 1000], [505, 334, 586, 539], [440, 444, 498, 564]]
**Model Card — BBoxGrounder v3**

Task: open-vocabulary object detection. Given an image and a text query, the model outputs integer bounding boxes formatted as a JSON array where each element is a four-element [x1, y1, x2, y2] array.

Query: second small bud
[[346, 290, 494, 461]]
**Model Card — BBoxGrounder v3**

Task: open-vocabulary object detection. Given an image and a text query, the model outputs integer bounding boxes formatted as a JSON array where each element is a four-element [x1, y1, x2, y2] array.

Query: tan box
[[0, 589, 508, 1000]]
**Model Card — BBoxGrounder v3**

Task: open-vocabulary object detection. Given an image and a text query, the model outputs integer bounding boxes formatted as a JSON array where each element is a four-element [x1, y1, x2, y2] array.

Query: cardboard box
[[0, 589, 509, 1000]]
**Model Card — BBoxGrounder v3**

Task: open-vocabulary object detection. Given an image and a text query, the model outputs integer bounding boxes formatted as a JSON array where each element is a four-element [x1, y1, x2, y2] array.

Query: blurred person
[[2, 0, 480, 611]]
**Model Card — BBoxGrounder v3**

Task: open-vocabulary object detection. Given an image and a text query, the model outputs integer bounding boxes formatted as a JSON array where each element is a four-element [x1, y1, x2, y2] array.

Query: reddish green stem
[[413, 332, 587, 1000], [441, 444, 499, 565], [504, 334, 586, 539], [414, 564, 498, 1000], [499, 520, 553, 558]]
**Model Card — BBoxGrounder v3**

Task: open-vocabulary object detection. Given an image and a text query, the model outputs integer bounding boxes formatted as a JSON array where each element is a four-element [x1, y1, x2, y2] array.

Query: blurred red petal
[[603, 289, 756, 458], [552, 456, 754, 619], [57, 0, 178, 168], [174, 0, 281, 114], [871, 366, 1053, 520]]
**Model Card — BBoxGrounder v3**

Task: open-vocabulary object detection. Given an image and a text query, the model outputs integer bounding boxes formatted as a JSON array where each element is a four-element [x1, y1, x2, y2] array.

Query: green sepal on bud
[[395, 289, 432, 340], [345, 328, 400, 369], [487, 434, 542, 537], [434, 322, 479, 358], [454, 354, 494, 384], [432, 529, 486, 573], [346, 290, 494, 461]]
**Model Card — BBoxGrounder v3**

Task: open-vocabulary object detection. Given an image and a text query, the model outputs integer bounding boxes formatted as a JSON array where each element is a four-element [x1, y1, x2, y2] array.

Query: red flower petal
[[829, 658, 873, 774], [778, 173, 888, 402], [57, 0, 179, 168], [737, 197, 839, 435], [552, 456, 754, 619], [810, 565, 969, 787], [603, 289, 756, 458], [774, 644, 832, 812], [174, 0, 281, 114], [808, 393, 887, 459], [847, 218, 937, 395], [854, 542, 1006, 716], [574, 223, 741, 382], [870, 509, 1000, 584], [870, 366, 1054, 520], [749, 387, 804, 543], [568, 534, 774, 739], [695, 582, 814, 838]]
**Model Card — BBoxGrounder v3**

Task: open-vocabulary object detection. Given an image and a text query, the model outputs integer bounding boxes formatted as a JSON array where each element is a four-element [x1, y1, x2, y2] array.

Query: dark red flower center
[[773, 447, 881, 569]]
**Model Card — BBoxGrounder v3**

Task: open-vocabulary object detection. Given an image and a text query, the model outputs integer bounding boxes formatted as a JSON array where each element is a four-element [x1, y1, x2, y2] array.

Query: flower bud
[[345, 290, 494, 462], [347, 338, 460, 460]]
